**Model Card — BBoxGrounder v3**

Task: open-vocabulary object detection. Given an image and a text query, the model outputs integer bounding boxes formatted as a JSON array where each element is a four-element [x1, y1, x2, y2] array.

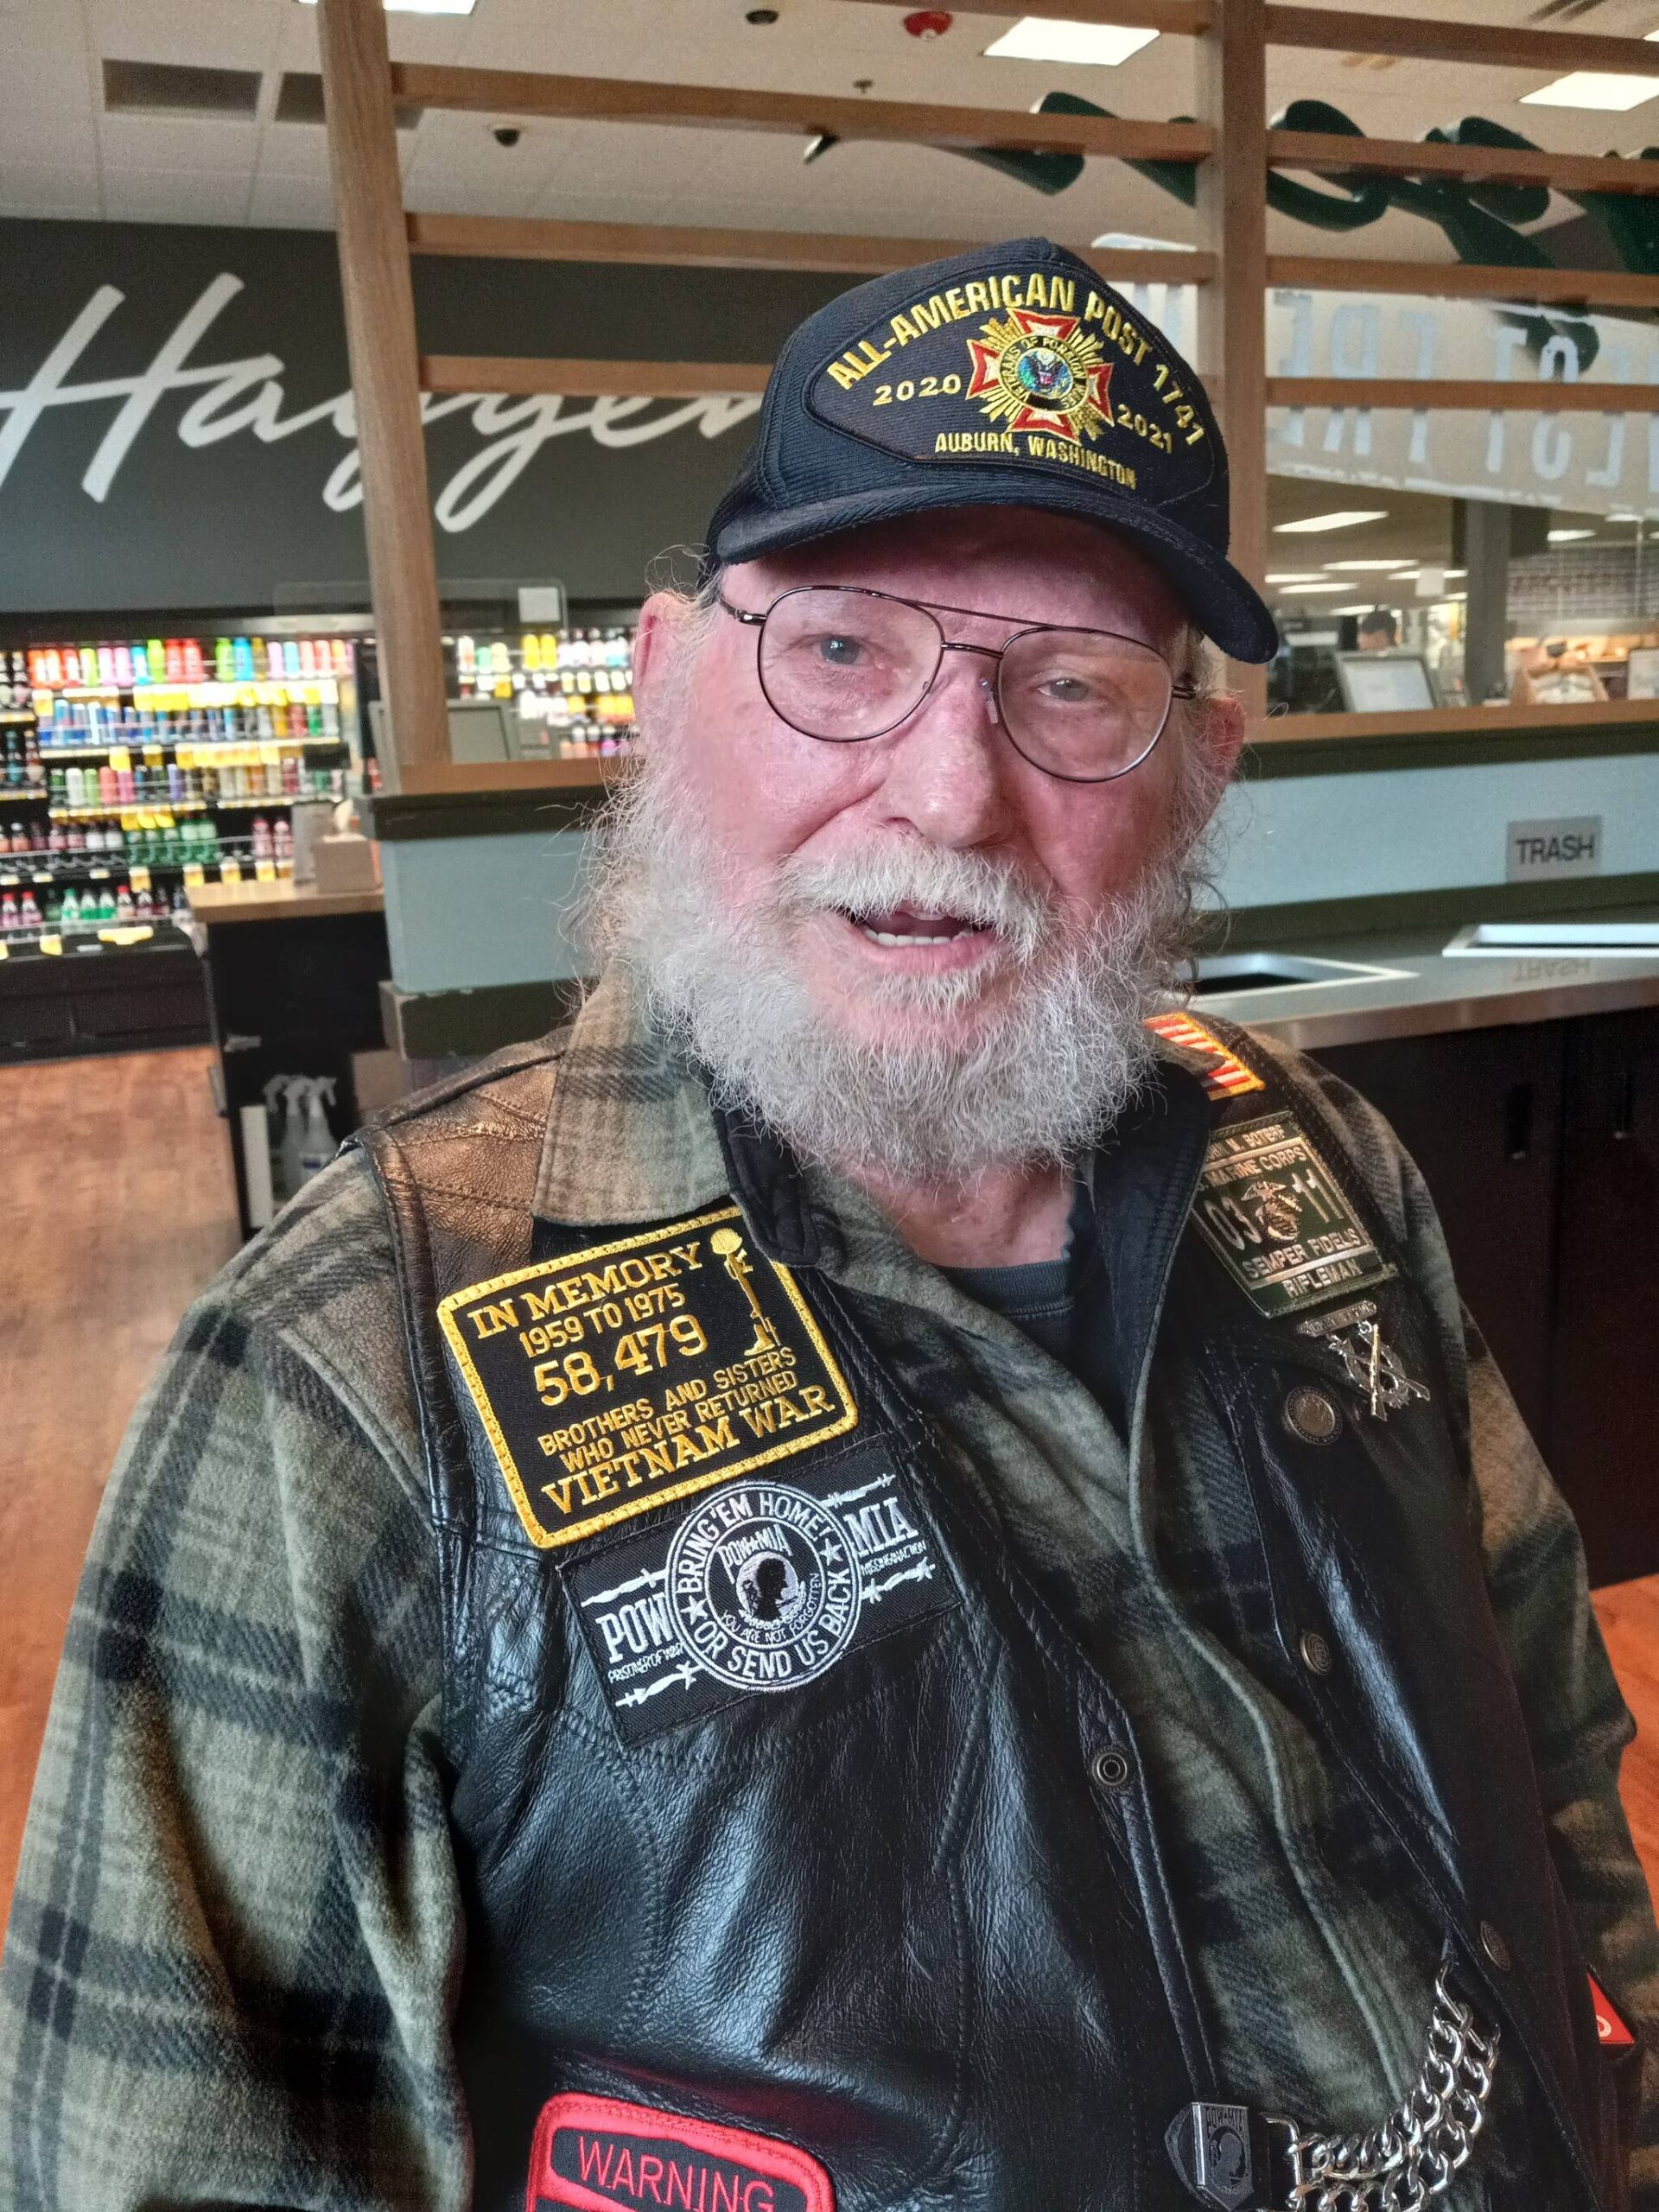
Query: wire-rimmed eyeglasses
[[717, 584, 1194, 785]]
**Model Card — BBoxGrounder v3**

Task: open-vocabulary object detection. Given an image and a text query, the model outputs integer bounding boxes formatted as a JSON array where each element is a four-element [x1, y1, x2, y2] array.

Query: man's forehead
[[728, 506, 1187, 633]]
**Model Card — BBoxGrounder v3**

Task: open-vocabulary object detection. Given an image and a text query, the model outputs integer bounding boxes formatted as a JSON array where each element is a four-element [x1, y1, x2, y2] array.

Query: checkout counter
[[1200, 917, 1659, 1589]]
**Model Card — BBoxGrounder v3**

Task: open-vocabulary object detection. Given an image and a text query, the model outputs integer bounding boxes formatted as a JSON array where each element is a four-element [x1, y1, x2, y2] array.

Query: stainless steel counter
[[1199, 918, 1659, 1050]]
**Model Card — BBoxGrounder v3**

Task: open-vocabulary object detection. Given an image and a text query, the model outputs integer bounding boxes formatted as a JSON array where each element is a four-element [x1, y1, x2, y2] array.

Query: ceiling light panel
[[296, 0, 477, 15], [1548, 527, 1596, 541], [1279, 581, 1352, 593], [1325, 558, 1415, 571], [983, 17, 1159, 66], [1521, 72, 1659, 111], [1274, 510, 1389, 534]]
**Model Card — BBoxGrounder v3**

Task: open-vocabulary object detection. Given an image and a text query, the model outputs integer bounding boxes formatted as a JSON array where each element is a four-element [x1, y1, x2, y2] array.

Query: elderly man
[[3, 238, 1656, 2212]]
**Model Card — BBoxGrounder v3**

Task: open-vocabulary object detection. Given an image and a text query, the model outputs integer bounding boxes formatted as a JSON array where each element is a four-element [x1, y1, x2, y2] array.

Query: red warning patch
[[1144, 1010, 1266, 1099], [1588, 1973, 1636, 2049], [526, 2092, 836, 2212]]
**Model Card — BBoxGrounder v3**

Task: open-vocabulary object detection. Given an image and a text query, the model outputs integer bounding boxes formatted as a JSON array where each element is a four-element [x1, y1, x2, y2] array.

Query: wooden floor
[[2, 1049, 1659, 1926], [0, 1046, 238, 1913]]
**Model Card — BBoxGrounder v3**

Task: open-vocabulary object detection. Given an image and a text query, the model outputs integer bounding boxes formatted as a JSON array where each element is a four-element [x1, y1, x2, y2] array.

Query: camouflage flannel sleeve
[[1274, 1038, 1659, 2207], [0, 1154, 467, 2212]]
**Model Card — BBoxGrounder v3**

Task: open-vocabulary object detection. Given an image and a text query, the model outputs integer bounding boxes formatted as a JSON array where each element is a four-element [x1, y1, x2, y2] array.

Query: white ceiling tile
[[98, 115, 263, 172], [275, 8, 321, 68], [100, 166, 244, 220], [0, 112, 99, 162], [252, 123, 334, 179], [0, 49, 92, 113], [0, 0, 1653, 239], [245, 170, 336, 228], [0, 163, 100, 216], [92, 11, 280, 73]]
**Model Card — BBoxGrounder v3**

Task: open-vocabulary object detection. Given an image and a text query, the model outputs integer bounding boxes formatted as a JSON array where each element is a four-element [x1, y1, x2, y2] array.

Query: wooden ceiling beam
[[405, 212, 1214, 284], [842, 0, 1213, 30], [390, 62, 1211, 161], [1262, 5, 1659, 75], [1268, 129, 1659, 197], [1266, 257, 1659, 308], [1268, 378, 1659, 411], [419, 355, 772, 397]]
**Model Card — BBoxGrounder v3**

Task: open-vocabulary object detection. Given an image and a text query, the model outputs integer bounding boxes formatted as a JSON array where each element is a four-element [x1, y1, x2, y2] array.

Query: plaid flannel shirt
[[4, 977, 1656, 2211]]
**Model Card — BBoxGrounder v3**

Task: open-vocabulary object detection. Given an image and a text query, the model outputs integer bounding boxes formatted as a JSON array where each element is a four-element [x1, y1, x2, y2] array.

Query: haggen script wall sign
[[0, 219, 838, 614]]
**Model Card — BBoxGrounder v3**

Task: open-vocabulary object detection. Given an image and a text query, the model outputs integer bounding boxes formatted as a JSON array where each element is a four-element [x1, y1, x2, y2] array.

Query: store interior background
[[6, 0, 1659, 1915]]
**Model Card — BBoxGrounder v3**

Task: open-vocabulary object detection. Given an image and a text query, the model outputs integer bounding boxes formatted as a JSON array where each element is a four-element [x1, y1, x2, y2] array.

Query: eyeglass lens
[[755, 588, 1174, 783]]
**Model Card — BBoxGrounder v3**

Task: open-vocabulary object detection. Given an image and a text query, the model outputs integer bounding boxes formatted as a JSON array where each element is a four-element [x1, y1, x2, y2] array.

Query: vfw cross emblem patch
[[964, 307, 1113, 448], [526, 2092, 836, 2212]]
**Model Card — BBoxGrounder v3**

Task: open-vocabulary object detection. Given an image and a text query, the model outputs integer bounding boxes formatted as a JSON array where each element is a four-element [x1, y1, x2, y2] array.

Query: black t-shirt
[[940, 1176, 1123, 1434]]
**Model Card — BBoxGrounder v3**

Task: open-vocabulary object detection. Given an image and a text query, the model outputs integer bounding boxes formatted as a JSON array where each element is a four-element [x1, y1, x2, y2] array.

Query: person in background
[[1357, 607, 1400, 652], [3, 236, 1656, 2212]]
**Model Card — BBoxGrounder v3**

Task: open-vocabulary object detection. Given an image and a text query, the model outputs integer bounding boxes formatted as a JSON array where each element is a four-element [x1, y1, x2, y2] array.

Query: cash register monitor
[[367, 696, 515, 764], [1336, 652, 1437, 714]]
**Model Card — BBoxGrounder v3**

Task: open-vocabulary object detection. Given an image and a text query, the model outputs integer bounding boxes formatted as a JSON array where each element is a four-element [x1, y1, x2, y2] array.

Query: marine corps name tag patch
[[1191, 1111, 1395, 1320], [438, 1204, 858, 1550], [569, 1442, 955, 1745], [527, 2091, 836, 2212]]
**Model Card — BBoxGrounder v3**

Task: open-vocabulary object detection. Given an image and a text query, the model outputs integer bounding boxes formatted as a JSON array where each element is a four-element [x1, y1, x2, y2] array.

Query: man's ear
[[1195, 686, 1247, 788], [632, 590, 685, 718]]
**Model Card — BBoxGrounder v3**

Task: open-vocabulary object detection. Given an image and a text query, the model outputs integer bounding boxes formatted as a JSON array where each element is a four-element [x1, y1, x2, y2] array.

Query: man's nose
[[872, 649, 1012, 849]]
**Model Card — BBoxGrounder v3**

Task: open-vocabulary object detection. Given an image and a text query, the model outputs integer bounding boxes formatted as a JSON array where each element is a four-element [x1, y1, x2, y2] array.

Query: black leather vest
[[356, 1022, 1630, 2212]]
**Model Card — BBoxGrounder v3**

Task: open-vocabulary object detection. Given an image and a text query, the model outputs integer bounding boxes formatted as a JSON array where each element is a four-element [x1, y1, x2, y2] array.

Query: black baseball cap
[[704, 234, 1278, 664]]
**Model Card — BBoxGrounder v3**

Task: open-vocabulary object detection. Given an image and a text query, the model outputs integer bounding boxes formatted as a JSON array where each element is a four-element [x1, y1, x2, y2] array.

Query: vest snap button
[[1299, 1629, 1334, 1676], [1090, 1746, 1132, 1792], [1480, 1920, 1513, 1973], [1282, 1384, 1341, 1446]]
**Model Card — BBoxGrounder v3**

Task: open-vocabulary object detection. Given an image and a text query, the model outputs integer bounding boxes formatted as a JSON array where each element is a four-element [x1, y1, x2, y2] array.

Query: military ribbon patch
[[1191, 1111, 1395, 1320], [526, 2091, 836, 2212], [1144, 1009, 1265, 1099], [439, 1204, 858, 1549]]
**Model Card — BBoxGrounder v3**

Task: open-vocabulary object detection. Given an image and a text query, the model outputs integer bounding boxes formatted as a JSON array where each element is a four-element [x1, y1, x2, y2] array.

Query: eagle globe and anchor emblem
[[964, 306, 1116, 447]]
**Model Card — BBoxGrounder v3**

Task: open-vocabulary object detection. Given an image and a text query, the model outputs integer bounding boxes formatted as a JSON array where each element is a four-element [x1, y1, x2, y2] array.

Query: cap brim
[[712, 479, 1280, 665]]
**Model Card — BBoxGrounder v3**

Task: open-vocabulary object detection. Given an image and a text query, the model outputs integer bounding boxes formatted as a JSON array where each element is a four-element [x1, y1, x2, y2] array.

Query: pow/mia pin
[[437, 1203, 859, 1549], [1297, 1300, 1430, 1422]]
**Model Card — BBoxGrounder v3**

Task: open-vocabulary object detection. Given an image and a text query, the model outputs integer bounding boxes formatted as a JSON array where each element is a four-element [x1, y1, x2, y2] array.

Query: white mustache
[[776, 842, 1052, 962]]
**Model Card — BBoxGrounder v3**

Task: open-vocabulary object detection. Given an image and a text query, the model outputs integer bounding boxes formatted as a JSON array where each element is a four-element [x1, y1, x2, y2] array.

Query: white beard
[[582, 723, 1219, 1187]]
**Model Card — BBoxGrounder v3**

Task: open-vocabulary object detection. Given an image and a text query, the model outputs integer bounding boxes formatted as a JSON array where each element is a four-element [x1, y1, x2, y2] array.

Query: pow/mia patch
[[807, 259, 1216, 506], [1191, 1111, 1395, 1320], [569, 1442, 955, 1745], [437, 1204, 857, 1550], [527, 2090, 836, 2212], [1144, 1009, 1266, 1099]]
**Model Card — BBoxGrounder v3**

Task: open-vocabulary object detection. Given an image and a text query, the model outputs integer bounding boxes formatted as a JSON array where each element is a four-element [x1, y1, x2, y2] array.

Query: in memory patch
[[438, 1204, 857, 1550], [527, 2090, 836, 2212], [568, 1442, 956, 1744], [1190, 1110, 1395, 1320]]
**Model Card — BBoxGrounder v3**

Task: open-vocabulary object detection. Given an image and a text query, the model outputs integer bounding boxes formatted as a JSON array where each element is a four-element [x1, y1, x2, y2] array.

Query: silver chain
[[1267, 1966, 1501, 2212]]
